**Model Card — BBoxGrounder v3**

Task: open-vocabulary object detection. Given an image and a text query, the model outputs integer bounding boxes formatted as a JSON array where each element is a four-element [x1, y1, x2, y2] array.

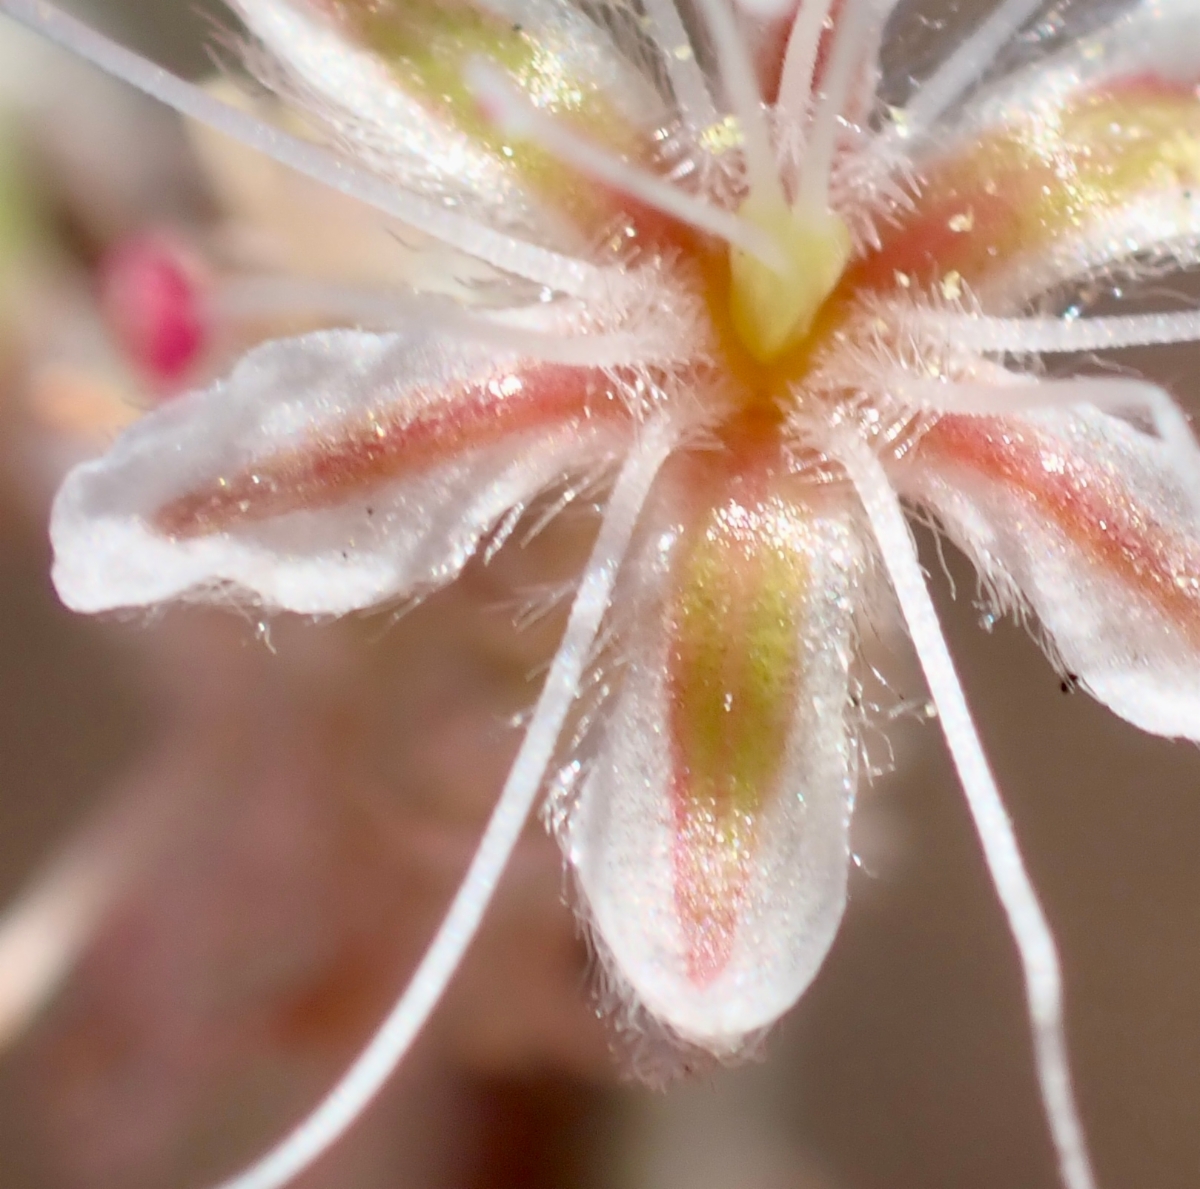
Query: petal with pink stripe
[[51, 328, 632, 615], [567, 460, 863, 1049], [897, 407, 1200, 739]]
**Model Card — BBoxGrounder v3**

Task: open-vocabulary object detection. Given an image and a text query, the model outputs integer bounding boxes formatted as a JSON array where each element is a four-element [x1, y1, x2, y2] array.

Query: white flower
[[5, 0, 1200, 1187]]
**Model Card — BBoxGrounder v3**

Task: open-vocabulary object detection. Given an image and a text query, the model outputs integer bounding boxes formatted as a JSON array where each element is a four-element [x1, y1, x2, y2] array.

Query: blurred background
[[0, 1, 1199, 1187]]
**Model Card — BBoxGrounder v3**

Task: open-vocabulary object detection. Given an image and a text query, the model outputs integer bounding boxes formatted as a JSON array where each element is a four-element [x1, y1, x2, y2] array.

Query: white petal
[[940, 0, 1200, 304], [229, 0, 664, 252], [565, 488, 864, 1051], [960, 0, 1200, 132], [50, 328, 627, 616], [897, 407, 1200, 740], [229, 0, 561, 246]]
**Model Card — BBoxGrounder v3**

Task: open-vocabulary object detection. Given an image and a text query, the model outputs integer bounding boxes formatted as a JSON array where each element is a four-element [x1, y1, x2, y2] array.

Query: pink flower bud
[[99, 233, 207, 387]]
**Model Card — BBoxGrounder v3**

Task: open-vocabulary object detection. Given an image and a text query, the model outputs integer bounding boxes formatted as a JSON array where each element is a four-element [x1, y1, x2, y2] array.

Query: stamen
[[833, 431, 1098, 1189], [898, 0, 1044, 142], [776, 0, 836, 127], [215, 276, 689, 365], [638, 0, 721, 137], [466, 59, 784, 267], [899, 373, 1200, 519], [690, 0, 786, 207], [213, 277, 414, 328], [205, 419, 676, 1189], [798, 0, 873, 211], [0, 0, 603, 297], [916, 308, 1200, 354]]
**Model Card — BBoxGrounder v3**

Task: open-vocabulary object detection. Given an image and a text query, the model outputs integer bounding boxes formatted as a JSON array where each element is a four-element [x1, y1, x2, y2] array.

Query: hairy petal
[[849, 0, 1200, 308], [51, 328, 632, 615], [896, 406, 1200, 739], [231, 0, 548, 243], [564, 460, 864, 1051], [230, 0, 661, 249], [962, 0, 1200, 130]]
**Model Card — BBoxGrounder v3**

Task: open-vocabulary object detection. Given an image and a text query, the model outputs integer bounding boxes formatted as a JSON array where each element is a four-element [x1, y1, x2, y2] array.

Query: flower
[[7, 0, 1200, 1186]]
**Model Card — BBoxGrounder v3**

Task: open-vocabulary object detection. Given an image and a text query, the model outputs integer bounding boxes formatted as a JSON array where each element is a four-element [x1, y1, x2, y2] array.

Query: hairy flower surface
[[8, 0, 1200, 1185]]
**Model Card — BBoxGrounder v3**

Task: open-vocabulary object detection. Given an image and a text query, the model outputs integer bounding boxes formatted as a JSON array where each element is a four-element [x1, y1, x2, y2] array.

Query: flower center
[[727, 195, 852, 365]]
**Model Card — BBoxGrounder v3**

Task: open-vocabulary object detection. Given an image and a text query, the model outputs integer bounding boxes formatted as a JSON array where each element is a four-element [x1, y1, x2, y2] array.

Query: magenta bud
[[100, 233, 207, 388]]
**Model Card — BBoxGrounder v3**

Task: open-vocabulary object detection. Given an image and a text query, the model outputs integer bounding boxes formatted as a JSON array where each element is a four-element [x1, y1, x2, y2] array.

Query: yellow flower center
[[727, 196, 852, 365]]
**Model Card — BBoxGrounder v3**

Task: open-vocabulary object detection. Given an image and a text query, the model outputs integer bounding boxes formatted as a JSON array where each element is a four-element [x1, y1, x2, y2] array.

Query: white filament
[[898, 0, 1043, 141], [465, 59, 782, 266], [209, 418, 676, 1189], [799, 0, 873, 210], [776, 0, 836, 127], [214, 276, 430, 329], [0, 0, 604, 297], [690, 0, 785, 206], [917, 308, 1200, 354], [215, 276, 689, 366], [638, 0, 721, 137], [834, 431, 1098, 1189]]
